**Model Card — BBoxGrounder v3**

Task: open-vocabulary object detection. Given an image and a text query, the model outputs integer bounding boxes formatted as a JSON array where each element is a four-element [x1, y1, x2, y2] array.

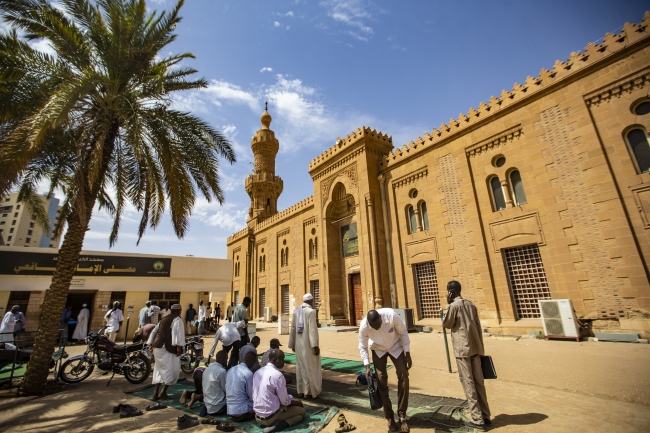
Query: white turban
[[303, 293, 313, 302], [82, 304, 87, 307]]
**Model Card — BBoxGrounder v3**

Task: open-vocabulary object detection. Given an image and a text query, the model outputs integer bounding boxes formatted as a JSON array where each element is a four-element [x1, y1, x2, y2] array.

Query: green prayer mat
[[0, 362, 27, 380], [279, 353, 391, 375], [124, 379, 338, 433]]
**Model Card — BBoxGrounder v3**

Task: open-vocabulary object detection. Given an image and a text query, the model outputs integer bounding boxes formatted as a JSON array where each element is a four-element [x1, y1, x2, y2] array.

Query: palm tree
[[0, 0, 235, 395]]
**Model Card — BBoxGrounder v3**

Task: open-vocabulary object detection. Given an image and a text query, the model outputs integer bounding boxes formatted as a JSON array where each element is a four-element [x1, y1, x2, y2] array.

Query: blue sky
[[26, 1, 650, 258]]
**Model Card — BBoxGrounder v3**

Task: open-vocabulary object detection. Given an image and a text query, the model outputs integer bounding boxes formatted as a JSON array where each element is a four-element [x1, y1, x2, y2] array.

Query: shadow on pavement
[[492, 412, 548, 426]]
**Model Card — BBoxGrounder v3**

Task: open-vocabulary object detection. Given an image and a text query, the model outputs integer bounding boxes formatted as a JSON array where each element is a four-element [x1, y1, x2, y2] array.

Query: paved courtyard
[[0, 325, 648, 432]]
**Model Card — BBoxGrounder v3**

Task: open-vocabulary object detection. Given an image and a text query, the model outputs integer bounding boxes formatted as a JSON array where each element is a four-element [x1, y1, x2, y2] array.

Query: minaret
[[245, 103, 284, 228]]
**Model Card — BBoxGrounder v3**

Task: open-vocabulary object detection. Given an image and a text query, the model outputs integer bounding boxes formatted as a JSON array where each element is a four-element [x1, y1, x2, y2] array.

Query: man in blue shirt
[[227, 351, 257, 422], [59, 305, 72, 344], [201, 350, 228, 417]]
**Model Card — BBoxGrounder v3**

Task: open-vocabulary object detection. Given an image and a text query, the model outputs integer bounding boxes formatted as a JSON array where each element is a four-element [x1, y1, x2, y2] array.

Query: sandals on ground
[[145, 402, 167, 411], [112, 403, 136, 413], [216, 421, 236, 432], [336, 413, 356, 433], [201, 417, 220, 425], [120, 407, 144, 418]]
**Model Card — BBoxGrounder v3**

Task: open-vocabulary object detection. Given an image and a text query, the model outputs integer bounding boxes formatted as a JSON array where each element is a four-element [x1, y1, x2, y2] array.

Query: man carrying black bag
[[443, 280, 491, 431], [359, 309, 412, 433]]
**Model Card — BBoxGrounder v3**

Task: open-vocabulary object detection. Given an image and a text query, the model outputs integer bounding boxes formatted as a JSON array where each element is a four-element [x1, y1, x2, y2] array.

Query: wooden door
[[350, 274, 363, 326]]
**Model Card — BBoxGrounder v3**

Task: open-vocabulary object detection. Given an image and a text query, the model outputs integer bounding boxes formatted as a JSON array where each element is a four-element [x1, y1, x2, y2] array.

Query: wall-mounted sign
[[70, 279, 85, 287], [0, 251, 171, 277], [341, 222, 359, 257], [127, 305, 135, 314], [101, 305, 109, 311]]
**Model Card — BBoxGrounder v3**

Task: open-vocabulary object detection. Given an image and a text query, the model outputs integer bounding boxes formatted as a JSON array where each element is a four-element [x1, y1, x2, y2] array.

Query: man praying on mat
[[359, 309, 412, 433], [179, 365, 206, 409], [253, 349, 305, 433], [443, 280, 491, 431], [147, 303, 185, 401], [261, 338, 283, 368], [239, 335, 261, 372], [209, 320, 244, 369], [288, 293, 321, 398], [201, 350, 228, 417], [227, 351, 257, 422]]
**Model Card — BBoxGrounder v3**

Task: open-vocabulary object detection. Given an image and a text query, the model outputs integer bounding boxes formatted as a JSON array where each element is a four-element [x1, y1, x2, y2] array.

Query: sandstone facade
[[227, 13, 650, 336]]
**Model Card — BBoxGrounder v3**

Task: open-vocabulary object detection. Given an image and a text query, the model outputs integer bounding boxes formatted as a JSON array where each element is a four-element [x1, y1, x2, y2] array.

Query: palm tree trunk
[[19, 122, 119, 395]]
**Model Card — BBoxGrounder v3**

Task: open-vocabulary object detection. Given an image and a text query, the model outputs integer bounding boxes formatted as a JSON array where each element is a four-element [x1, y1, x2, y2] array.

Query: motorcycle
[[180, 335, 204, 374], [59, 326, 151, 385]]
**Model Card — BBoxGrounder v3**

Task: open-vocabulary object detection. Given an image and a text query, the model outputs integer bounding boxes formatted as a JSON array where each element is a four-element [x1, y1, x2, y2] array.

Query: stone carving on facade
[[465, 125, 523, 157], [584, 66, 650, 107], [321, 163, 358, 205]]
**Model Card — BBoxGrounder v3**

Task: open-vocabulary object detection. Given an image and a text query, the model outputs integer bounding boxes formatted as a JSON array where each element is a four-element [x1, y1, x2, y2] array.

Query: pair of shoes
[[398, 418, 410, 433], [145, 402, 167, 411], [263, 420, 289, 433], [120, 407, 144, 418], [112, 403, 135, 413], [177, 414, 200, 430], [216, 421, 236, 432], [464, 420, 486, 431]]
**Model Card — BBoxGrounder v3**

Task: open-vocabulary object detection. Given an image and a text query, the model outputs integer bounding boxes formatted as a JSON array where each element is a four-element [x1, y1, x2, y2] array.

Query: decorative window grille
[[310, 280, 320, 308], [281, 285, 290, 314], [503, 244, 551, 319], [109, 291, 127, 307], [259, 288, 265, 318], [149, 292, 180, 306], [413, 261, 441, 319]]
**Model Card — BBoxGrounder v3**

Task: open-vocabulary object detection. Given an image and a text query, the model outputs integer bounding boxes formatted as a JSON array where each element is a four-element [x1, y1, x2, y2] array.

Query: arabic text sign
[[1, 251, 171, 277], [341, 222, 359, 257]]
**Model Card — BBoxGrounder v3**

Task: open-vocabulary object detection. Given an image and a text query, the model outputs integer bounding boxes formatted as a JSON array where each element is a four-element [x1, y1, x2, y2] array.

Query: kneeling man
[[227, 351, 257, 422], [253, 349, 305, 433]]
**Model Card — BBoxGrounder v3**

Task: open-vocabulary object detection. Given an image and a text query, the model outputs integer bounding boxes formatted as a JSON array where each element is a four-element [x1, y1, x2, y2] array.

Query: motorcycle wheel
[[180, 354, 195, 375], [124, 354, 151, 384], [59, 357, 94, 383]]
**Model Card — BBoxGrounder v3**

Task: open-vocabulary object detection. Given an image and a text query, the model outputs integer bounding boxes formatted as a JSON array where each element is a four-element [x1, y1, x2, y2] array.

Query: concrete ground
[[0, 324, 648, 433]]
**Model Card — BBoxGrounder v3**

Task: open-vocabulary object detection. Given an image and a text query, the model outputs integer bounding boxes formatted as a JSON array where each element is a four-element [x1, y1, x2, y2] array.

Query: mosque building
[[227, 13, 650, 337]]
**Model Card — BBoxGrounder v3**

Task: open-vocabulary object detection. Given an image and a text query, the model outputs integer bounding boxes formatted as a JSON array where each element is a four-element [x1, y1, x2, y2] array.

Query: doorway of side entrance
[[349, 273, 364, 326], [65, 292, 95, 341]]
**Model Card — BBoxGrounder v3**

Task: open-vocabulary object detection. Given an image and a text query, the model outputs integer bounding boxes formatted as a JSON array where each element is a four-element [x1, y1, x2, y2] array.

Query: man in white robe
[[147, 303, 185, 400], [0, 306, 19, 343], [288, 293, 322, 398], [71, 304, 90, 341]]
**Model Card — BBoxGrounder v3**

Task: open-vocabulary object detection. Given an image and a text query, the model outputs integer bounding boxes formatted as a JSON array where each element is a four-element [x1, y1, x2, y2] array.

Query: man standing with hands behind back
[[359, 309, 411, 433], [442, 280, 491, 431]]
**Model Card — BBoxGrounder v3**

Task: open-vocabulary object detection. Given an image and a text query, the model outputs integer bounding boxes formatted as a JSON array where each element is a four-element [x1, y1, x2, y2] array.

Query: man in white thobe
[[147, 303, 185, 400], [288, 293, 322, 398], [104, 302, 124, 341], [71, 304, 90, 341], [0, 306, 19, 343], [198, 300, 207, 336]]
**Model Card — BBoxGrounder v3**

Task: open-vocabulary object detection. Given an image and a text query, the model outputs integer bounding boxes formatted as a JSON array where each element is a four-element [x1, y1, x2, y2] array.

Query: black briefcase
[[480, 355, 497, 379]]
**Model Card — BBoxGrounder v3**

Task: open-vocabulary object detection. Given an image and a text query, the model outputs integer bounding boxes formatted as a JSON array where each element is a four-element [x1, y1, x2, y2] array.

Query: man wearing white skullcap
[[72, 303, 90, 341], [148, 303, 185, 400], [288, 292, 321, 398]]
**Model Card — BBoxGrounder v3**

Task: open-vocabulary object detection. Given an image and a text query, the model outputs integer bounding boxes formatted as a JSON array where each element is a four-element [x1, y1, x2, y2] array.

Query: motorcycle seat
[[112, 344, 128, 354]]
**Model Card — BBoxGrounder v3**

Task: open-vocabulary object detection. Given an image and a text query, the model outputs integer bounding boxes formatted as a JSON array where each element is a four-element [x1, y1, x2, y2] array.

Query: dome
[[260, 104, 272, 129]]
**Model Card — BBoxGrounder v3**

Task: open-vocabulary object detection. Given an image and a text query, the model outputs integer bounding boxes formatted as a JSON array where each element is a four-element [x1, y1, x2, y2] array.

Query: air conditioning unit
[[264, 307, 273, 322], [393, 308, 417, 332], [538, 299, 580, 341]]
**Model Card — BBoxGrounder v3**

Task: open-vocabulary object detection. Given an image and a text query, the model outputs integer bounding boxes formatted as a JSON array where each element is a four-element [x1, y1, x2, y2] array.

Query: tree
[[0, 0, 235, 395]]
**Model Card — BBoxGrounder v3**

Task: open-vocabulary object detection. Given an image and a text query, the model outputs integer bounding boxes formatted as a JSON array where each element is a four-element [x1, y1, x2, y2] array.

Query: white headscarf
[[296, 294, 313, 334]]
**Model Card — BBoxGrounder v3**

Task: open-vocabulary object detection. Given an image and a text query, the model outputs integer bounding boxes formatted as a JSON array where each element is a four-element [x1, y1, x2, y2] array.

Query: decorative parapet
[[381, 12, 650, 169], [584, 65, 650, 106], [309, 126, 392, 175], [255, 196, 315, 232], [465, 125, 523, 157], [227, 227, 250, 245], [392, 166, 428, 189]]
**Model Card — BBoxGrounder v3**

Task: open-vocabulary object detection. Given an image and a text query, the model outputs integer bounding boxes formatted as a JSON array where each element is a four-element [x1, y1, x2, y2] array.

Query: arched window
[[262, 256, 266, 271], [314, 237, 318, 259], [259, 256, 263, 270], [509, 170, 527, 206], [309, 239, 314, 260], [280, 249, 284, 267], [626, 128, 650, 173], [489, 176, 506, 211], [285, 248, 289, 265], [406, 205, 417, 234], [419, 201, 429, 230]]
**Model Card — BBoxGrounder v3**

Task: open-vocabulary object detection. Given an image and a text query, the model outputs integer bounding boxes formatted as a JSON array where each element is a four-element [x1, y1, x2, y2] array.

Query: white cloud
[[84, 231, 186, 243], [274, 21, 281, 27], [286, 11, 295, 17], [321, 0, 374, 40], [202, 80, 261, 112], [192, 201, 247, 231], [260, 67, 273, 73]]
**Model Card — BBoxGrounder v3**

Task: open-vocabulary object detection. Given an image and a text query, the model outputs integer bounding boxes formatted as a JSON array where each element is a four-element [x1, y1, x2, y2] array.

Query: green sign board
[[0, 251, 171, 277], [341, 222, 359, 257]]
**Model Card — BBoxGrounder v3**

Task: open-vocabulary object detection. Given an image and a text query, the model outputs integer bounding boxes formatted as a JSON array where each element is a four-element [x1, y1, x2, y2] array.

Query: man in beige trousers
[[443, 280, 491, 431]]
